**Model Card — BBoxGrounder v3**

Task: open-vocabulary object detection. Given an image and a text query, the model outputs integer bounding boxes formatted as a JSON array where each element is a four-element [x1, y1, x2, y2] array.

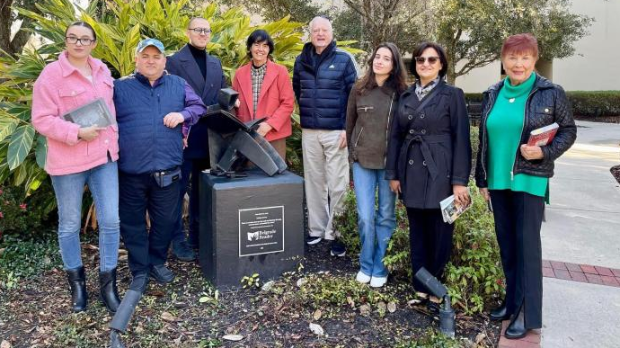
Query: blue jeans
[[51, 161, 120, 272], [352, 162, 396, 277]]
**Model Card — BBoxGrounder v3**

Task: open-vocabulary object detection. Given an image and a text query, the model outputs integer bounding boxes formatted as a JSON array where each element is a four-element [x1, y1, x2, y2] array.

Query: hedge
[[464, 91, 620, 118]]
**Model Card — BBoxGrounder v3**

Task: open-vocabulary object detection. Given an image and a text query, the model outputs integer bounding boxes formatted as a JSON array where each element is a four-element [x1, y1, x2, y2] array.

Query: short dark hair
[[409, 42, 448, 80], [246, 29, 275, 59], [65, 21, 97, 41]]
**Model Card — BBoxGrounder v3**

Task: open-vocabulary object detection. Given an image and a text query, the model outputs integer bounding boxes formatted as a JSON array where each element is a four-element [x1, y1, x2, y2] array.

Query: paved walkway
[[498, 120, 620, 348], [540, 121, 620, 348]]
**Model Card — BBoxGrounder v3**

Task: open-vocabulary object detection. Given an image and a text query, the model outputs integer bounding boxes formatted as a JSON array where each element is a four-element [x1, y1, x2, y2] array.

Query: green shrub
[[0, 233, 61, 290], [566, 91, 620, 117], [298, 273, 397, 311], [444, 187, 502, 315], [464, 93, 484, 103], [465, 91, 620, 118], [335, 181, 503, 315], [394, 329, 462, 348], [0, 183, 56, 240]]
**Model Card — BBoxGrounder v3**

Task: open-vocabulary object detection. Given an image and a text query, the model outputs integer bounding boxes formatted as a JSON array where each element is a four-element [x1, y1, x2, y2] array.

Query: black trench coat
[[385, 81, 471, 209]]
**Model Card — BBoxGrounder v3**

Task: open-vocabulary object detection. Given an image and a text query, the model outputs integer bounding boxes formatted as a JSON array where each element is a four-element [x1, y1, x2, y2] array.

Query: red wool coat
[[232, 60, 295, 141]]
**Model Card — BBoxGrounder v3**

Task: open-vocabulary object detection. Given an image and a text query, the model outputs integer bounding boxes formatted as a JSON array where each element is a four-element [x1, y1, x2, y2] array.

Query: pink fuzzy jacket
[[32, 52, 119, 176]]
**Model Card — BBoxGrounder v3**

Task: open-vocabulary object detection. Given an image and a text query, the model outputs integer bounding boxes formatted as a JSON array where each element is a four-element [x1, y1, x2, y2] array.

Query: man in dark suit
[[166, 17, 227, 261]]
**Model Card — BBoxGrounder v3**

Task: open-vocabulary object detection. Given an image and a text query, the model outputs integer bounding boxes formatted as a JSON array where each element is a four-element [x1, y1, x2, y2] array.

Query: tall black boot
[[66, 267, 88, 312], [505, 302, 528, 339], [100, 268, 121, 313]]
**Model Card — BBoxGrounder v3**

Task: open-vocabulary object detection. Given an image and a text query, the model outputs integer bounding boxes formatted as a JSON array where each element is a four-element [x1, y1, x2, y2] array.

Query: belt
[[402, 133, 450, 181], [151, 166, 179, 178]]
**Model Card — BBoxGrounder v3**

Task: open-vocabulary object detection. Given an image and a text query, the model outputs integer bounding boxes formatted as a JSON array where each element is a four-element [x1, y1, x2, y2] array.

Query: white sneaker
[[355, 271, 371, 284], [370, 275, 388, 288]]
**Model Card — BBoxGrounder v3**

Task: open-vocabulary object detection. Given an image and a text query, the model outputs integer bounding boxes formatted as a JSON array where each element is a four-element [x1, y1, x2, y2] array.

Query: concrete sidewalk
[[541, 120, 620, 348]]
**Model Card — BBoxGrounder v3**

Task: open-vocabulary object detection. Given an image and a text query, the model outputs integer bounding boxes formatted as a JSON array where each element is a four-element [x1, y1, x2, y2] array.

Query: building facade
[[455, 0, 620, 92]]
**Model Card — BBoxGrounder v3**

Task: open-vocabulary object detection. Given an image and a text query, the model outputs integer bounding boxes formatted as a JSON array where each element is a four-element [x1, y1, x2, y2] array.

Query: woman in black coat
[[385, 42, 471, 305]]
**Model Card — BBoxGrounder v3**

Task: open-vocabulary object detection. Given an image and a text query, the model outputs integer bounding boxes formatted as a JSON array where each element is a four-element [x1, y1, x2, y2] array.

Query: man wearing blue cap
[[114, 38, 207, 284], [166, 17, 227, 262]]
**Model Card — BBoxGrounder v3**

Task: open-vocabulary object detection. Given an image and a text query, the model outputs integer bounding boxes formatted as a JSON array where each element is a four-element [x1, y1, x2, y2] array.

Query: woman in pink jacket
[[232, 29, 295, 160], [31, 21, 120, 314]]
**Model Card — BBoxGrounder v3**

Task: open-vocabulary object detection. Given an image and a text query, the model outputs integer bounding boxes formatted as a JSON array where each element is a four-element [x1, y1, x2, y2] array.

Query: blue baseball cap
[[136, 38, 165, 53]]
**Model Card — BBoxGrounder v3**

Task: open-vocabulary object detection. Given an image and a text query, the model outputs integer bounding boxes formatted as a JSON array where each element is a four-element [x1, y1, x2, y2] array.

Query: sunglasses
[[415, 56, 439, 65]]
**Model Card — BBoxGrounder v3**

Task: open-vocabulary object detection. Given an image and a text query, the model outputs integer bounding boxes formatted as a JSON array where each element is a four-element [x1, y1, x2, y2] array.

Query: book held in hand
[[527, 122, 559, 146], [440, 190, 472, 224], [62, 98, 115, 128]]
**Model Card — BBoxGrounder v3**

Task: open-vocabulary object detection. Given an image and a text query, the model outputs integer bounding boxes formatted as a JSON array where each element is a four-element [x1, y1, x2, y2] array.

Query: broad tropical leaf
[[7, 124, 35, 170], [0, 117, 19, 143], [35, 135, 47, 169]]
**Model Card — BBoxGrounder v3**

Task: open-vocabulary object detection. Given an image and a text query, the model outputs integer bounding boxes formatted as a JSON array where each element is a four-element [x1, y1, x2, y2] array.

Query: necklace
[[508, 98, 515, 103]]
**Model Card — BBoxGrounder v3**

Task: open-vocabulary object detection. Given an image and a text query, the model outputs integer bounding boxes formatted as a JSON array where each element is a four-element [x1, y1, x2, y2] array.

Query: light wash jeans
[[51, 160, 120, 272], [352, 162, 396, 277]]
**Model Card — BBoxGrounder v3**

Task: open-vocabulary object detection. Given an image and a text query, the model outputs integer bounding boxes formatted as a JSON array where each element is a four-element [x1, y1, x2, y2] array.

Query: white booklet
[[62, 98, 115, 128], [440, 189, 472, 224]]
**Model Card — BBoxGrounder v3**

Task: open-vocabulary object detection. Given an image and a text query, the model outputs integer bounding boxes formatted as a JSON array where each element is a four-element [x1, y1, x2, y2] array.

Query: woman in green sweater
[[475, 34, 577, 339]]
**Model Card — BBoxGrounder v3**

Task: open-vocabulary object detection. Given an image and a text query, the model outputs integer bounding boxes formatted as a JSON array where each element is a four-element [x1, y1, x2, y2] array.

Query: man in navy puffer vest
[[293, 16, 358, 257], [114, 38, 206, 285]]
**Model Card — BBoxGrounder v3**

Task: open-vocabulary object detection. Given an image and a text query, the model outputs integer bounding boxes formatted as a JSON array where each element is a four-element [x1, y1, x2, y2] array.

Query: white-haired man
[[293, 16, 358, 256]]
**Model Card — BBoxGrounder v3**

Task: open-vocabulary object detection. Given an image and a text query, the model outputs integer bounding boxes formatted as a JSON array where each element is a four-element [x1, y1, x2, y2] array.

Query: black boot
[[490, 300, 511, 321], [100, 268, 121, 314], [66, 267, 88, 312], [505, 303, 528, 339]]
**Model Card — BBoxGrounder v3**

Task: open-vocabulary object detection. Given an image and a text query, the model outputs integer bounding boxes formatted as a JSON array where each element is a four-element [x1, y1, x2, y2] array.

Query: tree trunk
[[0, 0, 15, 56], [0, 0, 40, 58], [447, 71, 456, 86]]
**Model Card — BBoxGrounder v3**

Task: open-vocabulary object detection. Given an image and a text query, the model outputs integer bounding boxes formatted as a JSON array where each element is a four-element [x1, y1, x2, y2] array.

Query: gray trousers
[[302, 128, 350, 240]]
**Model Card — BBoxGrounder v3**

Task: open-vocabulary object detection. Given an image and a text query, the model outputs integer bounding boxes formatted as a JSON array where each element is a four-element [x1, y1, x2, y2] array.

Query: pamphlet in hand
[[440, 190, 472, 224], [527, 122, 559, 146], [61, 98, 115, 128]]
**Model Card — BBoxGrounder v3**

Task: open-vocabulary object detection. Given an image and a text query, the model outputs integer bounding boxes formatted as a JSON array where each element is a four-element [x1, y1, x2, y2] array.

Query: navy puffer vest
[[293, 41, 358, 130]]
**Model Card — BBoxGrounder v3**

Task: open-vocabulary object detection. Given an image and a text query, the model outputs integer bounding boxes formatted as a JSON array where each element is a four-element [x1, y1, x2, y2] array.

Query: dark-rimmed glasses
[[415, 56, 439, 65], [189, 28, 212, 35], [65, 37, 95, 46]]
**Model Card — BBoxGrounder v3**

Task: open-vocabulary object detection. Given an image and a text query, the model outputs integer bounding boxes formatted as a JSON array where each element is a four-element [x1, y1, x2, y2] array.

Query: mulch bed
[[0, 240, 501, 347]]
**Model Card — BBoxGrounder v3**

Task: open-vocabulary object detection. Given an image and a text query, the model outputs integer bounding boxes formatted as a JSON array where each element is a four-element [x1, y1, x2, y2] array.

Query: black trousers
[[119, 171, 180, 276], [406, 208, 454, 293], [172, 158, 210, 245], [490, 189, 544, 329]]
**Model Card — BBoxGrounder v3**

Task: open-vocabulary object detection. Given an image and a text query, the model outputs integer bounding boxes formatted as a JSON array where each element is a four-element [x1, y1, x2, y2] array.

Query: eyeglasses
[[189, 28, 212, 35], [65, 37, 95, 46], [415, 56, 439, 65]]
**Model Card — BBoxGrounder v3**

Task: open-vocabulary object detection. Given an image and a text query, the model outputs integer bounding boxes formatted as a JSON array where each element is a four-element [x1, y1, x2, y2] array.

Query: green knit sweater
[[486, 73, 548, 197]]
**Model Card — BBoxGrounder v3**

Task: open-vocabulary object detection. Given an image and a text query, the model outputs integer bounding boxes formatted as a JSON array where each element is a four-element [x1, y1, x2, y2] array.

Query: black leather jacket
[[475, 74, 577, 188]]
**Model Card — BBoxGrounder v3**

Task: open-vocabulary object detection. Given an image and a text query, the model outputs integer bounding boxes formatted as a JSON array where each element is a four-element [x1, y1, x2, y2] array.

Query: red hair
[[501, 33, 539, 58]]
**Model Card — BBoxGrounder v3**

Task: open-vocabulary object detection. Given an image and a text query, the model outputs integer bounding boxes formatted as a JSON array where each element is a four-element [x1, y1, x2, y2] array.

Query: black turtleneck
[[188, 44, 207, 79]]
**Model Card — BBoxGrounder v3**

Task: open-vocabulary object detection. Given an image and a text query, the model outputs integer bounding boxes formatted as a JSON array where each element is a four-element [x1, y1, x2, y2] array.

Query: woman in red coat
[[232, 29, 295, 160]]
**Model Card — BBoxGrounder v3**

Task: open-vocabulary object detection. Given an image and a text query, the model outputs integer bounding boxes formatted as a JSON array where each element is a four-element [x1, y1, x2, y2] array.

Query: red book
[[527, 122, 559, 146]]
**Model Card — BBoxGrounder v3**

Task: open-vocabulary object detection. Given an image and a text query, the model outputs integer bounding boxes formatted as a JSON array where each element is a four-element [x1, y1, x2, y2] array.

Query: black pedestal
[[199, 170, 305, 288]]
